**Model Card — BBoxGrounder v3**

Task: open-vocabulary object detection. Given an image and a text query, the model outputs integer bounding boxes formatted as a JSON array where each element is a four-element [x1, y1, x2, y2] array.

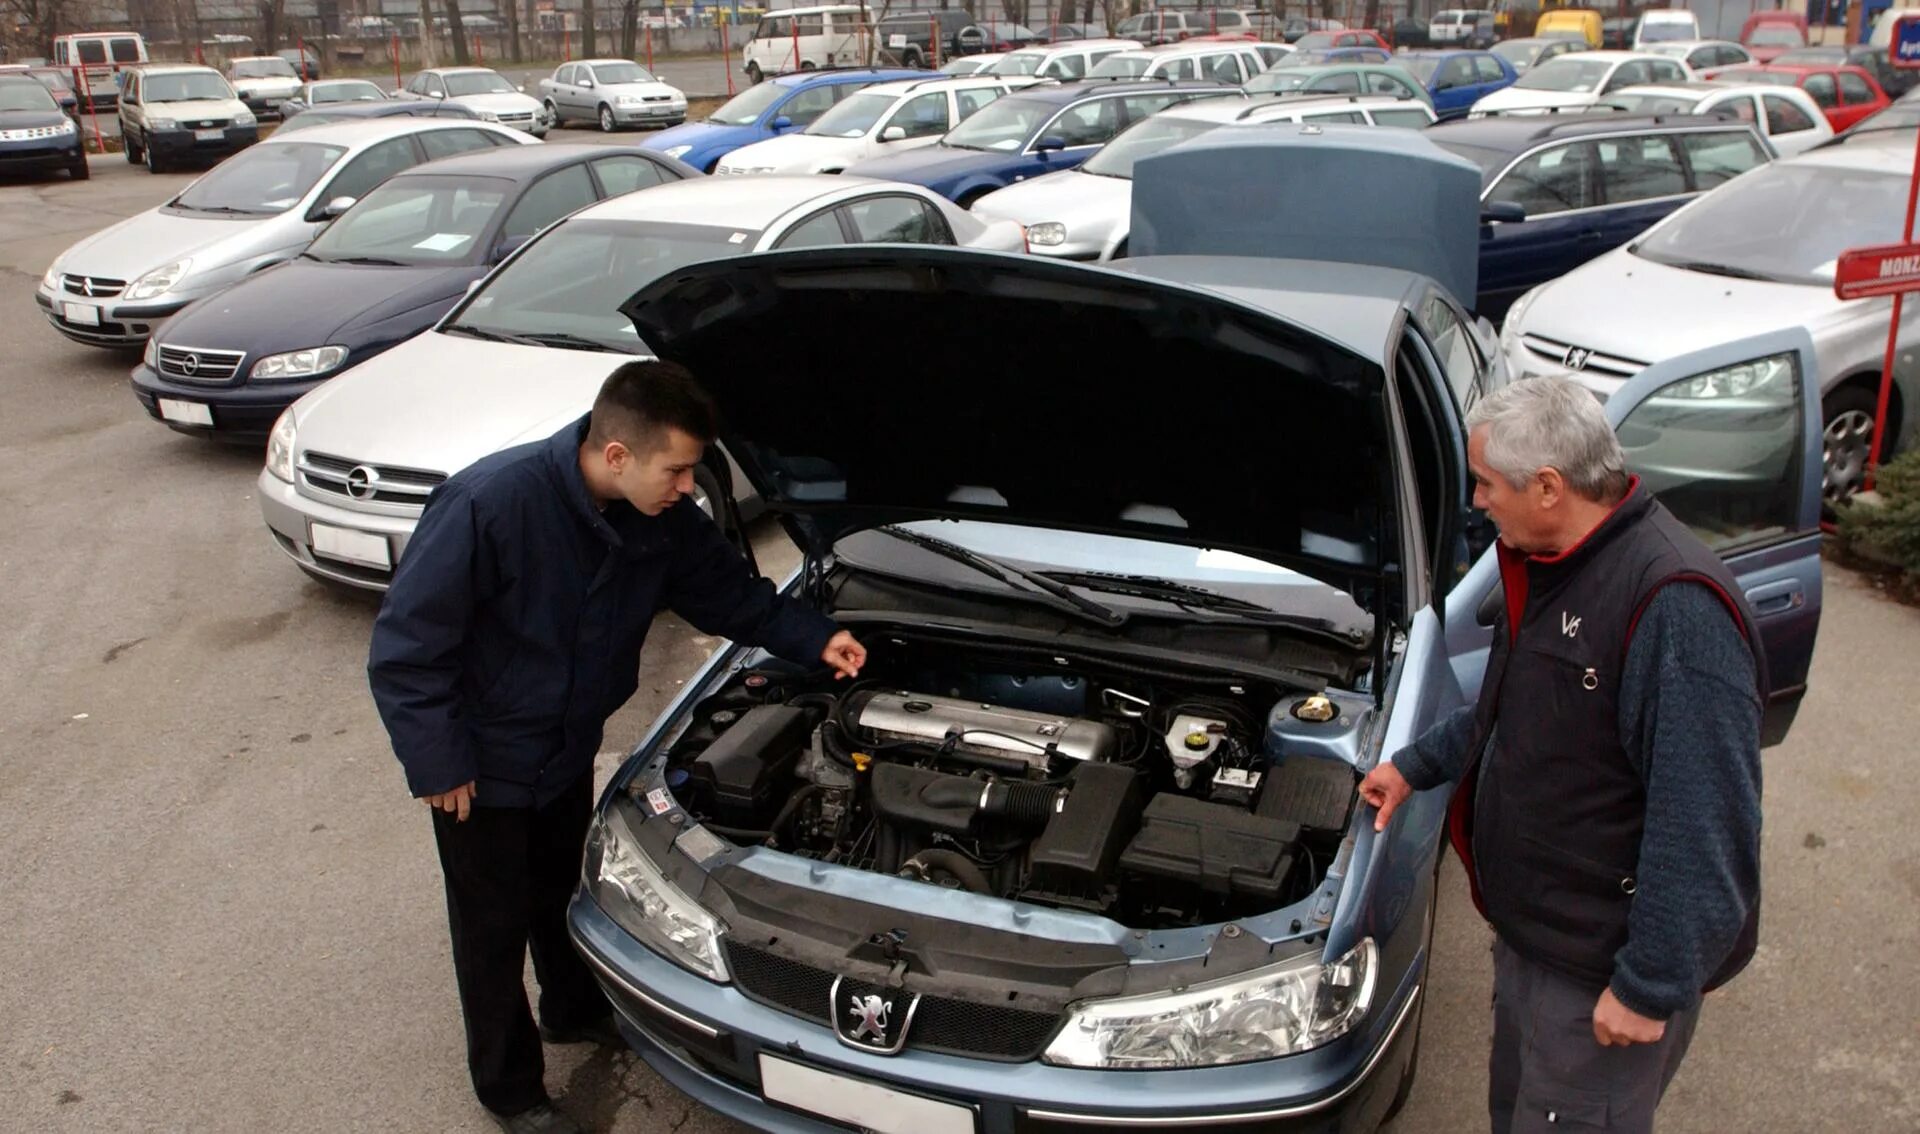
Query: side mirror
[[492, 233, 532, 262], [321, 195, 357, 219], [880, 125, 907, 141], [771, 114, 793, 129], [1481, 200, 1526, 225], [517, 83, 527, 92], [1034, 135, 1067, 152], [581, 77, 594, 88], [429, 89, 444, 99]]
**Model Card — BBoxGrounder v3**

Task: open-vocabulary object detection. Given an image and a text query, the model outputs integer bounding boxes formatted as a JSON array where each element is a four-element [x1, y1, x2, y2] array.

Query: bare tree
[[257, 0, 286, 51], [618, 0, 638, 58], [582, 0, 597, 56], [444, 0, 470, 64], [504, 0, 520, 63], [417, 0, 437, 68], [3, 0, 70, 55]]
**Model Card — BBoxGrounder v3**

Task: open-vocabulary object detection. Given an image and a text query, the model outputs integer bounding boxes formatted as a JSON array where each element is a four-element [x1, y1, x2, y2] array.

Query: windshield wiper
[[1038, 570, 1361, 641], [1666, 260, 1774, 281], [507, 331, 618, 352], [441, 322, 516, 342], [327, 255, 409, 266], [184, 204, 268, 215], [876, 526, 1126, 628]]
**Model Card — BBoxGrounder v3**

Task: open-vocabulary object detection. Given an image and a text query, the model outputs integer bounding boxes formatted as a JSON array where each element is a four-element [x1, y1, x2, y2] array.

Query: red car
[[1294, 28, 1391, 51], [1740, 11, 1808, 63], [1712, 63, 1890, 131]]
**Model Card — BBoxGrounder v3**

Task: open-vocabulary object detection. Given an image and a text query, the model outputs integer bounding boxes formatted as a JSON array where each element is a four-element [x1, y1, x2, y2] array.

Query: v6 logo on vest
[[1561, 611, 1582, 638]]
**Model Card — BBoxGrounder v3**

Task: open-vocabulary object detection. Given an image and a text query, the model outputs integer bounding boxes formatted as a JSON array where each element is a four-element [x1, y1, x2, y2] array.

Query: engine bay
[[663, 634, 1366, 930]]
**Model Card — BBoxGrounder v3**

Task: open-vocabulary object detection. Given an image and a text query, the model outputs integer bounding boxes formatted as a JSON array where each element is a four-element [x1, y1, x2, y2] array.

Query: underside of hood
[[620, 246, 1398, 601]]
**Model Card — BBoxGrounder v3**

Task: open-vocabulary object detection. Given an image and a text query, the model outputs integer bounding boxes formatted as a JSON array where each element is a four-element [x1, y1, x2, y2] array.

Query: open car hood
[[620, 246, 1403, 607]]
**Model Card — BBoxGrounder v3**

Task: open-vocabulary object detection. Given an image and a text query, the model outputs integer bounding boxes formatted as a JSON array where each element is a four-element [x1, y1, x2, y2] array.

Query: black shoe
[[488, 1101, 584, 1134], [538, 1015, 624, 1049]]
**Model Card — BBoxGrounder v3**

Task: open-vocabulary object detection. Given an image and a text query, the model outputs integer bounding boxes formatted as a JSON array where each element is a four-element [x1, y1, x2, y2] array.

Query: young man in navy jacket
[[369, 360, 865, 1133]]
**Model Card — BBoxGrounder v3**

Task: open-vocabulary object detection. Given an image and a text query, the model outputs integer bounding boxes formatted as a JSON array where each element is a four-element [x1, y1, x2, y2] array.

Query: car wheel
[[123, 130, 140, 163], [800, 60, 817, 71], [144, 139, 164, 174], [544, 98, 560, 125], [747, 62, 764, 84], [1823, 384, 1882, 509], [904, 47, 925, 68], [69, 153, 90, 181], [599, 103, 616, 132]]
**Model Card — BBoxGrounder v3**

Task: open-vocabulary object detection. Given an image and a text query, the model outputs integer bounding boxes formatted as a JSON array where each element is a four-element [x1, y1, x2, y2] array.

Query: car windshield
[[1515, 57, 1614, 91], [804, 90, 893, 136], [1748, 26, 1804, 47], [234, 58, 297, 78], [1643, 43, 1691, 58], [1605, 92, 1704, 114], [31, 69, 73, 92], [172, 141, 346, 213], [1088, 54, 1151, 77], [1773, 48, 1841, 65], [1714, 68, 1798, 85], [0, 80, 58, 112], [707, 82, 786, 124], [1493, 41, 1544, 67], [1398, 56, 1442, 83], [305, 175, 510, 265], [1244, 69, 1313, 93], [1639, 21, 1695, 42], [1634, 163, 1906, 285], [943, 95, 1051, 150], [144, 72, 233, 102], [988, 52, 1047, 76], [451, 218, 757, 351], [314, 81, 385, 103], [592, 62, 655, 84], [445, 71, 514, 96], [1081, 115, 1219, 177], [1296, 32, 1341, 49], [1272, 50, 1346, 68], [1115, 16, 1151, 35]]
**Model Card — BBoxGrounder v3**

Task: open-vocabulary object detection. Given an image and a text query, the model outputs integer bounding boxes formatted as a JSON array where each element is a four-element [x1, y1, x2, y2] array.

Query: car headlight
[[142, 337, 157, 368], [124, 259, 191, 301], [266, 409, 297, 483], [251, 345, 349, 381], [55, 117, 74, 134], [41, 264, 60, 291], [148, 116, 179, 130], [1042, 937, 1377, 1069], [586, 807, 730, 982], [235, 110, 256, 126], [1026, 221, 1068, 247], [662, 143, 693, 158], [478, 110, 500, 122], [1656, 352, 1795, 399]]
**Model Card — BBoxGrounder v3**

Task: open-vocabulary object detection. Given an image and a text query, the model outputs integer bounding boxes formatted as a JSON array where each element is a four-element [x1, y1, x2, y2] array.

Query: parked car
[[1294, 28, 1392, 51], [1490, 35, 1586, 74], [715, 76, 1016, 175], [255, 174, 1024, 590], [129, 141, 695, 443], [1708, 63, 1891, 132], [539, 58, 688, 131], [0, 74, 87, 180], [1775, 44, 1916, 99], [639, 67, 921, 173], [1535, 7, 1603, 49], [0, 65, 80, 115], [1429, 9, 1497, 48], [1633, 8, 1701, 47], [278, 98, 481, 133], [567, 132, 1823, 1134], [277, 45, 322, 79], [52, 30, 145, 108], [1739, 12, 1807, 63], [1469, 51, 1690, 116], [1641, 39, 1753, 75], [1089, 41, 1271, 84], [971, 94, 1438, 262], [939, 53, 1006, 75], [877, 9, 1004, 69], [1269, 46, 1394, 67], [395, 67, 548, 136], [225, 55, 303, 118], [1393, 50, 1518, 119], [1279, 16, 1346, 43], [1605, 81, 1833, 156], [117, 64, 258, 173], [1245, 63, 1433, 107], [1601, 16, 1635, 49], [35, 117, 532, 348], [1432, 112, 1773, 318], [279, 78, 388, 117], [1112, 9, 1210, 45], [1392, 16, 1433, 49], [843, 81, 1230, 206], [746, 5, 874, 81], [984, 39, 1143, 81]]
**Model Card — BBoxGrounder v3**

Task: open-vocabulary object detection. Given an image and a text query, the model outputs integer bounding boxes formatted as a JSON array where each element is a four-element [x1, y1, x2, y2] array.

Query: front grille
[[300, 450, 447, 507], [0, 125, 73, 141], [157, 344, 245, 383], [641, 94, 672, 102], [1519, 333, 1644, 380], [724, 940, 1062, 1062], [186, 118, 230, 129], [61, 274, 125, 298]]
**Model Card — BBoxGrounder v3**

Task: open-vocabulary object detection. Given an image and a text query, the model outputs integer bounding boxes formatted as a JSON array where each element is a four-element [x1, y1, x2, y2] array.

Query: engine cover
[[854, 690, 1119, 772]]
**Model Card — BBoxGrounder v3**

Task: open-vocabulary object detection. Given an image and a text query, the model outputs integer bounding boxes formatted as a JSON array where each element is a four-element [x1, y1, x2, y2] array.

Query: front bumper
[[568, 891, 1421, 1134], [614, 104, 688, 125], [0, 136, 84, 173], [148, 125, 259, 161], [257, 465, 416, 590], [129, 361, 323, 442], [36, 285, 197, 348]]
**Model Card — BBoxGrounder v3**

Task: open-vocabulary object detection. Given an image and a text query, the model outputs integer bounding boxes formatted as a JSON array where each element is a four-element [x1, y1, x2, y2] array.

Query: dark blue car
[[129, 142, 696, 441], [0, 74, 87, 180], [638, 67, 921, 173], [1392, 49, 1518, 119], [843, 80, 1229, 205], [1429, 113, 1775, 318]]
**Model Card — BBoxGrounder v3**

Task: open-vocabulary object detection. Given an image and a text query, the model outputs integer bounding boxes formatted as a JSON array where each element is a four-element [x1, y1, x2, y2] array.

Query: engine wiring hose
[[900, 849, 993, 895]]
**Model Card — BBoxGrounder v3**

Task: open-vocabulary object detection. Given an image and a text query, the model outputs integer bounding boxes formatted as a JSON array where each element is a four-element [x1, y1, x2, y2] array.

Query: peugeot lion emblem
[[1562, 346, 1593, 371], [828, 975, 919, 1055], [345, 465, 380, 500]]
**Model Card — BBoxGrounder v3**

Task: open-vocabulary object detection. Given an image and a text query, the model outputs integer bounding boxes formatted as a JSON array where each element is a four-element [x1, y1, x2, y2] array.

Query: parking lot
[[3, 148, 1919, 1133]]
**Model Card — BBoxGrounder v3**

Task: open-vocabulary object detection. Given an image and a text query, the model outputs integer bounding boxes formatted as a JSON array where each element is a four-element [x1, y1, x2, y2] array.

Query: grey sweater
[[1393, 581, 1763, 1020]]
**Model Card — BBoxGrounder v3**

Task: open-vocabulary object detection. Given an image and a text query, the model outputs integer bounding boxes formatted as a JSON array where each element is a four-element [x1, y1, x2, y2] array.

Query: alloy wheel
[[1823, 408, 1876, 505]]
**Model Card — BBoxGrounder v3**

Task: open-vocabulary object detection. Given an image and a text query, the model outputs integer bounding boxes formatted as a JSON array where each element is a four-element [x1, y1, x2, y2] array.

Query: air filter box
[[680, 704, 810, 827], [1119, 794, 1300, 903]]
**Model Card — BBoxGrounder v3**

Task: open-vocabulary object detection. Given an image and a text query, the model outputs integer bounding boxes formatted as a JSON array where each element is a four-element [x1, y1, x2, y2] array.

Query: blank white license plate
[[157, 398, 213, 426], [194, 128, 223, 141], [309, 522, 391, 570], [62, 302, 100, 326], [757, 1056, 974, 1134]]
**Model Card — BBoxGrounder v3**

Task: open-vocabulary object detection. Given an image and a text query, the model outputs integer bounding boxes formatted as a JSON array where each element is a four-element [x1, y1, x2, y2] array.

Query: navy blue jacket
[[368, 415, 838, 807]]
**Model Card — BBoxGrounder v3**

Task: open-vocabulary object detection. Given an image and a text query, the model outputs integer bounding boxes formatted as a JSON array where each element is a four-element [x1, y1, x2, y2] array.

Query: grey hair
[[1465, 377, 1629, 501]]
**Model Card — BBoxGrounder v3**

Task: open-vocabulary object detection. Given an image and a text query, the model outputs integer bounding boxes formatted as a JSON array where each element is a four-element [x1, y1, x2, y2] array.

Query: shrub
[[1836, 449, 1920, 582]]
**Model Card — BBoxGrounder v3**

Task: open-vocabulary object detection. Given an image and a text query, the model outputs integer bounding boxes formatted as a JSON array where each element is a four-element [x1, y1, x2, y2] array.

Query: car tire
[[903, 47, 925, 69], [144, 138, 164, 174], [1823, 384, 1883, 509], [123, 130, 140, 163], [69, 153, 90, 181], [598, 103, 616, 132], [747, 62, 764, 84], [544, 98, 561, 125]]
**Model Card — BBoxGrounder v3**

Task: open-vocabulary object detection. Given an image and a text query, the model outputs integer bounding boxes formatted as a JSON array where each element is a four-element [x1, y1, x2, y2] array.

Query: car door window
[[955, 87, 1002, 119], [1044, 97, 1122, 147], [1474, 55, 1506, 83], [775, 209, 850, 248], [1304, 110, 1367, 123], [323, 137, 423, 206], [1603, 60, 1650, 92], [1048, 55, 1086, 79], [1159, 57, 1197, 81], [884, 91, 949, 139], [1802, 72, 1837, 108], [759, 15, 790, 40], [419, 127, 500, 160], [844, 195, 950, 243], [1122, 92, 1188, 122], [1837, 70, 1873, 104], [591, 155, 668, 196], [1763, 94, 1816, 133], [1713, 93, 1759, 125], [1372, 106, 1436, 128], [1679, 130, 1767, 189], [1417, 289, 1483, 409], [778, 84, 837, 126], [1597, 133, 1688, 201], [1314, 70, 1363, 94], [1439, 57, 1476, 89], [501, 163, 596, 239], [555, 64, 574, 85], [1489, 142, 1597, 214], [1203, 53, 1245, 83]]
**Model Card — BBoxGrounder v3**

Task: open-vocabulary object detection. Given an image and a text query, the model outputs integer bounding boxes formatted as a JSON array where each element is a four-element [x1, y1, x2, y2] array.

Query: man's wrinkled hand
[[1358, 761, 1413, 832], [821, 630, 867, 680], [1593, 988, 1666, 1046], [423, 781, 477, 822]]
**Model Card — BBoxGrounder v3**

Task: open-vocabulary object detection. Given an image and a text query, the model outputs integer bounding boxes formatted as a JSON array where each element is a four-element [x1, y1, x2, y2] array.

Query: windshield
[[988, 51, 1047, 76], [1296, 32, 1341, 49], [1748, 26, 1804, 47], [445, 71, 514, 96], [1643, 43, 1691, 58], [173, 141, 346, 213], [1493, 41, 1544, 67], [305, 175, 510, 264], [591, 62, 655, 84], [1245, 70, 1313, 92], [234, 58, 296, 78], [1638, 20, 1696, 43], [1634, 163, 1906, 285], [31, 70, 74, 92], [1082, 115, 1219, 177], [1089, 54, 1151, 77], [145, 72, 234, 102], [805, 90, 893, 136], [313, 80, 385, 103], [1774, 48, 1841, 65], [943, 96, 1051, 150], [708, 82, 786, 124], [1515, 57, 1613, 91], [1714, 67, 1797, 86], [1398, 56, 1442, 83], [0, 80, 59, 112], [1605, 92, 1704, 114], [452, 218, 757, 351], [1115, 16, 1150, 35]]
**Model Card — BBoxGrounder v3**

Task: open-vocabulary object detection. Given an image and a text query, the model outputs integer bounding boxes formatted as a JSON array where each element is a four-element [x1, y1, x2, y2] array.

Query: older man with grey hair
[[1360, 376, 1766, 1134]]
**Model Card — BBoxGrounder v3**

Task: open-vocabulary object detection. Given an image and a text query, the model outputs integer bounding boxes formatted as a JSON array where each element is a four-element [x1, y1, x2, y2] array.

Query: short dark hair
[[586, 359, 718, 454]]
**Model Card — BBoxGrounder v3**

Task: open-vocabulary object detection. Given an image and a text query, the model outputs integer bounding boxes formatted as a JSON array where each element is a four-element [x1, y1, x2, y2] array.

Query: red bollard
[[475, 34, 483, 65], [195, 40, 204, 64], [792, 18, 800, 72], [79, 65, 103, 158], [930, 14, 940, 68], [392, 32, 402, 89], [298, 33, 308, 79], [565, 28, 572, 61], [646, 23, 654, 70], [724, 46, 736, 95]]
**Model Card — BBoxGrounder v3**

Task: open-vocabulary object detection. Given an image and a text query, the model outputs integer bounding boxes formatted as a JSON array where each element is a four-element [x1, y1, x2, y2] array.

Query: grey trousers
[[1490, 938, 1700, 1134]]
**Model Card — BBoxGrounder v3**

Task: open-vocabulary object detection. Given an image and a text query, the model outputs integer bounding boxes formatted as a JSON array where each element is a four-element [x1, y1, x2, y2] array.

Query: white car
[[1470, 51, 1691, 116], [225, 55, 304, 117], [1640, 39, 1754, 75], [1498, 131, 1919, 506], [986, 39, 1142, 81], [940, 53, 1006, 75], [256, 175, 1025, 589], [1089, 40, 1271, 85], [396, 66, 548, 135], [1634, 8, 1701, 47], [716, 76, 1015, 174], [1606, 81, 1834, 156], [36, 117, 532, 347], [538, 58, 687, 131], [973, 95, 1437, 262]]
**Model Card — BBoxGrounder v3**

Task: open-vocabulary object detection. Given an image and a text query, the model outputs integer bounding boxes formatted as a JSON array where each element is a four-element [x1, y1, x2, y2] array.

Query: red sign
[[1834, 242, 1920, 300]]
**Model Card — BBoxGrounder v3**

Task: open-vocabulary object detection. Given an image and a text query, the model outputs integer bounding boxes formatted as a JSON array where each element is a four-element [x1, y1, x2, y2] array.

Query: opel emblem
[[828, 975, 919, 1055], [1562, 346, 1593, 371], [180, 353, 200, 376], [345, 465, 380, 500]]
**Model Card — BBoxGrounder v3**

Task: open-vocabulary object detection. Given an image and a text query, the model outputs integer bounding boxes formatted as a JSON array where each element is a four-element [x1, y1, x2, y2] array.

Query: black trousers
[[431, 773, 612, 1116]]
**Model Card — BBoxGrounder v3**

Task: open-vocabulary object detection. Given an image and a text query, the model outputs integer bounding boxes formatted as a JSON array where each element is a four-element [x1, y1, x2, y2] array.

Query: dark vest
[[1447, 482, 1768, 993]]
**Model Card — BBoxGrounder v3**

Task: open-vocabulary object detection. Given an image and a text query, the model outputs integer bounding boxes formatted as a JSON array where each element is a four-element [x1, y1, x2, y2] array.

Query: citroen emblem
[[180, 353, 200, 376], [345, 465, 380, 500], [1562, 346, 1593, 371]]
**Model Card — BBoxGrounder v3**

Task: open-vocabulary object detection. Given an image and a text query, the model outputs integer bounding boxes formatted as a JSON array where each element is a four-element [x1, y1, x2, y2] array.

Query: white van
[[1633, 9, 1701, 47], [51, 32, 147, 108], [744, 5, 870, 84]]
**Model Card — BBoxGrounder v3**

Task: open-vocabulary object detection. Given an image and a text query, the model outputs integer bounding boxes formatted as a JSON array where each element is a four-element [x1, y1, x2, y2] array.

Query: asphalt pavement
[[2, 158, 1917, 1133]]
